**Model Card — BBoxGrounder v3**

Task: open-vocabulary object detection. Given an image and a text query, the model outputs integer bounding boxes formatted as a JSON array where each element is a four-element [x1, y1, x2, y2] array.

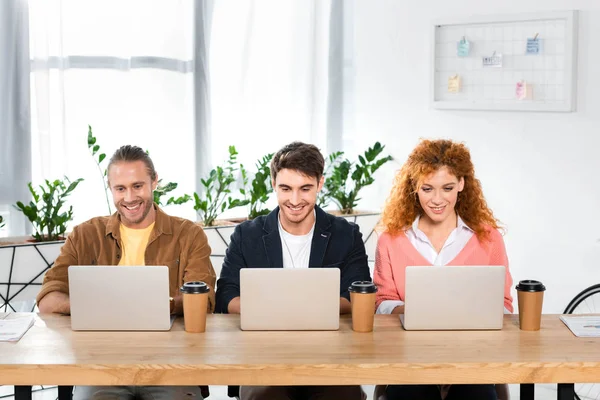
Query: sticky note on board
[[457, 39, 470, 57], [482, 53, 503, 67], [526, 38, 541, 55], [448, 75, 461, 93], [516, 81, 532, 100]]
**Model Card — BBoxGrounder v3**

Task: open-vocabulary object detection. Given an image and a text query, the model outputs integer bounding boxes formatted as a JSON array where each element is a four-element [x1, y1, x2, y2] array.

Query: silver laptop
[[68, 265, 173, 331], [400, 266, 506, 331], [240, 268, 340, 331]]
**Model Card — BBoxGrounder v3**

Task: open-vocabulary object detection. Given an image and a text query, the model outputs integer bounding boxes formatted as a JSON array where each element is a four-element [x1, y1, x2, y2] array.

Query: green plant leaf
[[15, 176, 83, 241], [320, 142, 392, 214], [87, 125, 96, 146], [86, 126, 112, 214], [166, 194, 192, 206]]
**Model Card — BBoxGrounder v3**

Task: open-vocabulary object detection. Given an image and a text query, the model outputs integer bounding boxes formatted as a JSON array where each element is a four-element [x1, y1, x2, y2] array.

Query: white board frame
[[431, 10, 578, 112]]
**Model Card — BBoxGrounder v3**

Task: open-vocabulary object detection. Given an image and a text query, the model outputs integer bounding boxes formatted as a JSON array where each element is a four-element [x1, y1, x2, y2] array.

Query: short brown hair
[[270, 142, 324, 181], [108, 145, 157, 181]]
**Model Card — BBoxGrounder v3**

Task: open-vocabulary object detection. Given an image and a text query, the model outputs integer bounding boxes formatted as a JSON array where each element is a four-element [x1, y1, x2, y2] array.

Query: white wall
[[353, 0, 600, 313]]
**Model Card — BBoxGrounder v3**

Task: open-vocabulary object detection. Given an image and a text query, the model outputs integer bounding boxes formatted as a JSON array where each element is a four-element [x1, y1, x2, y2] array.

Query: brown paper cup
[[517, 291, 544, 331], [180, 281, 210, 333], [350, 292, 376, 332], [183, 292, 208, 333]]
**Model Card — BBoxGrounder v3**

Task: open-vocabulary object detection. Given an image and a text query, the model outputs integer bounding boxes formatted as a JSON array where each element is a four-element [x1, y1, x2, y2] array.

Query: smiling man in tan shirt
[[36, 145, 215, 400]]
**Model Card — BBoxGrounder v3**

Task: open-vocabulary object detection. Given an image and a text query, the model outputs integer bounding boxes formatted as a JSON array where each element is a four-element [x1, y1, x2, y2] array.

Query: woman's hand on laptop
[[391, 305, 405, 314]]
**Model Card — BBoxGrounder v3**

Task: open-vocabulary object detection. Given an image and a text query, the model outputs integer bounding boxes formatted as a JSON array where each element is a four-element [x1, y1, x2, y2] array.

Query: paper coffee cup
[[180, 281, 210, 333], [349, 281, 377, 332], [516, 280, 545, 331]]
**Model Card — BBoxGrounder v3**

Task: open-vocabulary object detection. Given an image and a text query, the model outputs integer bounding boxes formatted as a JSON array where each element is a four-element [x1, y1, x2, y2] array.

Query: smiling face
[[417, 166, 464, 226], [108, 160, 158, 229], [273, 168, 324, 235]]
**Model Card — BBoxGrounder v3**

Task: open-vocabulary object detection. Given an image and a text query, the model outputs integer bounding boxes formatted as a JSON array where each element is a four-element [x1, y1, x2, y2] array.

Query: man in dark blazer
[[215, 141, 370, 400]]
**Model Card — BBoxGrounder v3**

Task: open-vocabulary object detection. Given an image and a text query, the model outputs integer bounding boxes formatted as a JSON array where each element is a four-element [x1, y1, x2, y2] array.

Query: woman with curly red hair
[[374, 139, 513, 400]]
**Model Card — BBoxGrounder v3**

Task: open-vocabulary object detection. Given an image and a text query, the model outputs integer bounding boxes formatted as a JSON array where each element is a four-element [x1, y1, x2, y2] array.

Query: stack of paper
[[560, 315, 600, 337], [0, 313, 36, 342]]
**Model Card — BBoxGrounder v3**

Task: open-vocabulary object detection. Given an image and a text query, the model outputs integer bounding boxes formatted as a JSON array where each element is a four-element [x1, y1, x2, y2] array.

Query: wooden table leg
[[520, 383, 534, 400], [13, 386, 32, 400], [557, 383, 574, 400]]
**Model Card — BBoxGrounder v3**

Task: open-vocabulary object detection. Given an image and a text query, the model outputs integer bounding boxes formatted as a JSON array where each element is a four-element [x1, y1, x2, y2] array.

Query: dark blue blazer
[[214, 206, 371, 313]]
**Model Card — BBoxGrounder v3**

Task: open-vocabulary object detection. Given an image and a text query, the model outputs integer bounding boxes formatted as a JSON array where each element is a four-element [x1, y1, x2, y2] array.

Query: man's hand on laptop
[[391, 305, 405, 314], [38, 291, 71, 315], [340, 297, 352, 315], [228, 296, 241, 314], [170, 294, 184, 315]]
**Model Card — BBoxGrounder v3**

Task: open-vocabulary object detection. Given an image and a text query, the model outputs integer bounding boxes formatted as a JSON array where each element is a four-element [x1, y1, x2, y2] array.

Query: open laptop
[[240, 268, 340, 331], [68, 265, 173, 331], [400, 265, 506, 331]]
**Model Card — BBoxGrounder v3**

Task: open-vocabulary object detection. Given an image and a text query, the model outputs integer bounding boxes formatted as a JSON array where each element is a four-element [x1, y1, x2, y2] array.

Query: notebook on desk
[[68, 265, 174, 331], [400, 265, 506, 331], [240, 268, 340, 331]]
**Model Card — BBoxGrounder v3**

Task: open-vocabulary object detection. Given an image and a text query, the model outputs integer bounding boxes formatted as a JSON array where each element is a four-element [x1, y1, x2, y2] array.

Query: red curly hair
[[380, 139, 500, 241]]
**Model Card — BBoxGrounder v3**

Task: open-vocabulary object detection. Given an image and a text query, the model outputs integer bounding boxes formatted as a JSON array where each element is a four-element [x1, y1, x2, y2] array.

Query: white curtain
[[0, 0, 31, 237], [207, 0, 340, 171], [24, 0, 345, 231], [28, 0, 197, 226]]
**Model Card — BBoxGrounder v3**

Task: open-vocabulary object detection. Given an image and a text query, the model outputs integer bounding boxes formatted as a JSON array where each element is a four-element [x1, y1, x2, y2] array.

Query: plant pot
[[0, 238, 66, 312]]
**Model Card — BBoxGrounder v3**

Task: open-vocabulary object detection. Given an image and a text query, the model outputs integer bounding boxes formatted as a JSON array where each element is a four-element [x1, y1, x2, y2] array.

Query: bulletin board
[[431, 11, 578, 112]]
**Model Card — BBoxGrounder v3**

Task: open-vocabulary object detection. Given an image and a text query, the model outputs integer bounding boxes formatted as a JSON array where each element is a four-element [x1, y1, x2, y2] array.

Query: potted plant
[[318, 142, 393, 271], [318, 142, 392, 215], [240, 152, 274, 220], [193, 146, 248, 227], [195, 150, 275, 278], [15, 177, 84, 242], [0, 176, 83, 312]]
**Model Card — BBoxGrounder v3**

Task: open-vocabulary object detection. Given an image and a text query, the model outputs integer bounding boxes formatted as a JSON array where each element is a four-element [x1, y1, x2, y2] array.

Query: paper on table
[[0, 313, 36, 342], [560, 315, 600, 337]]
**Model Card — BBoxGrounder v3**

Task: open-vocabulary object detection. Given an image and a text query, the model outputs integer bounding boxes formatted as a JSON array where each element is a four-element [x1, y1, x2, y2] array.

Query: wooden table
[[1, 314, 599, 400]]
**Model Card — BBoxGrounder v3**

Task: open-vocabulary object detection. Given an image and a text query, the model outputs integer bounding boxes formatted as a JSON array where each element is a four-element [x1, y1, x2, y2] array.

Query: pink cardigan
[[374, 227, 514, 312]]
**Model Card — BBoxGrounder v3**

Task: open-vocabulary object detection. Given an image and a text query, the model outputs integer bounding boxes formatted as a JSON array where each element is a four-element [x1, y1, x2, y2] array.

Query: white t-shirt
[[278, 212, 315, 269]]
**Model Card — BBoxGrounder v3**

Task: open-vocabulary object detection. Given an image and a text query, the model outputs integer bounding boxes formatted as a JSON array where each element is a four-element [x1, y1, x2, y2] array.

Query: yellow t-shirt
[[118, 222, 155, 266]]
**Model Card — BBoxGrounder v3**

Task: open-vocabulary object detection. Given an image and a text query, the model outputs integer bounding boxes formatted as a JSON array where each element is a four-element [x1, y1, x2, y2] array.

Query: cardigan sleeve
[[373, 232, 403, 308], [489, 229, 514, 313]]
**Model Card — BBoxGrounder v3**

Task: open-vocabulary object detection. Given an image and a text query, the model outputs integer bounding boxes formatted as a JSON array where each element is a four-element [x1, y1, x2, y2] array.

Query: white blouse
[[376, 215, 473, 314]]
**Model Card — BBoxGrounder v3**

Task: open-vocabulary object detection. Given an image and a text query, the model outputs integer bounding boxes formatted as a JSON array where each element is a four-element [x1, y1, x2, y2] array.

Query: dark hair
[[270, 142, 325, 181], [108, 145, 157, 181]]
